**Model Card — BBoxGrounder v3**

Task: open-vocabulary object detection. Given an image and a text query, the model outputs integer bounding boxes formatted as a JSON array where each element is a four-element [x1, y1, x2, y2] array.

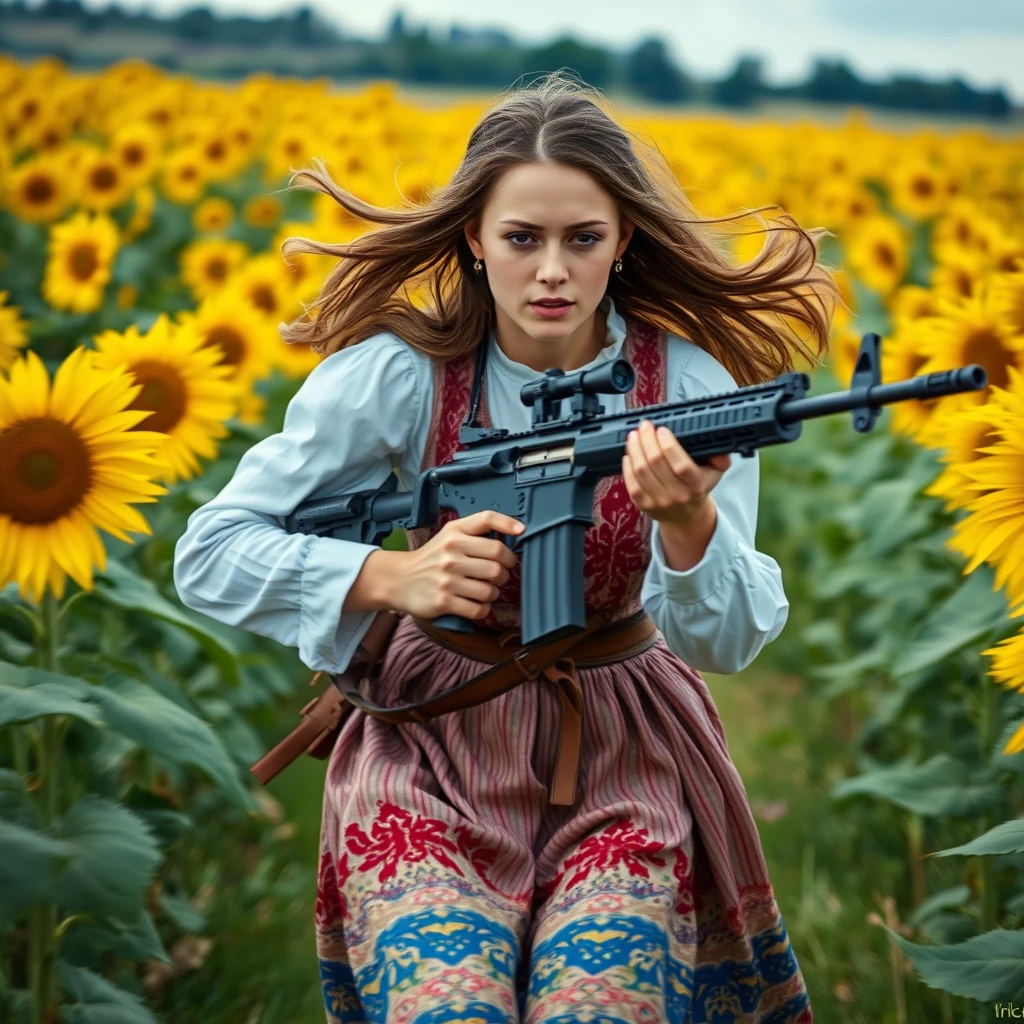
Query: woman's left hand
[[622, 419, 732, 526]]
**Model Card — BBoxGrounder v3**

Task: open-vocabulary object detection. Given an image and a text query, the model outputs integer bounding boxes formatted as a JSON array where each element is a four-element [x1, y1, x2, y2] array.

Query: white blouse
[[172, 295, 789, 677]]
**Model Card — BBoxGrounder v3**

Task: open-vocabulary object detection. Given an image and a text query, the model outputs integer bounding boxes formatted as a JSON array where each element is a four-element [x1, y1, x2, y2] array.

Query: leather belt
[[408, 610, 659, 805], [251, 609, 658, 807]]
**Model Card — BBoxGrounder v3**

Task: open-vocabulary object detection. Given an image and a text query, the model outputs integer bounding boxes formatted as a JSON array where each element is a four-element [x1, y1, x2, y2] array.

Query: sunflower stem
[[29, 591, 63, 1024], [978, 671, 1000, 934]]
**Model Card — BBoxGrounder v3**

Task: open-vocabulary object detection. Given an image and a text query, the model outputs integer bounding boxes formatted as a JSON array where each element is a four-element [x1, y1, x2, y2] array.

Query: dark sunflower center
[[963, 330, 1011, 390], [875, 243, 896, 271], [123, 144, 145, 166], [180, 166, 198, 182], [126, 359, 187, 434], [0, 418, 92, 524], [90, 164, 118, 192], [250, 284, 276, 313], [204, 325, 246, 366], [26, 175, 55, 204], [953, 269, 974, 298], [69, 244, 99, 281], [911, 175, 934, 198], [206, 257, 228, 282], [206, 140, 226, 161]]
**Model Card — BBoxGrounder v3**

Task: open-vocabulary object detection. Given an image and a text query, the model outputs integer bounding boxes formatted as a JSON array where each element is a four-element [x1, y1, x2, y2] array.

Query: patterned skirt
[[314, 614, 812, 1023]]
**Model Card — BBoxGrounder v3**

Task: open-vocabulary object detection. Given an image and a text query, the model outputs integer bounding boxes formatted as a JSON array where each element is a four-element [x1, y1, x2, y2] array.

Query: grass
[[708, 665, 972, 1024]]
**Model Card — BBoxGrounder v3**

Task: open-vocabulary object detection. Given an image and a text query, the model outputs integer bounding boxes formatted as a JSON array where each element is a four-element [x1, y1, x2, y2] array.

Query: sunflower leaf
[[88, 670, 253, 809], [932, 819, 1024, 858], [0, 663, 105, 728], [93, 560, 242, 688], [886, 927, 1024, 1000], [52, 796, 163, 921], [831, 754, 1004, 817], [0, 818, 74, 919], [57, 962, 159, 1024], [892, 566, 1010, 678]]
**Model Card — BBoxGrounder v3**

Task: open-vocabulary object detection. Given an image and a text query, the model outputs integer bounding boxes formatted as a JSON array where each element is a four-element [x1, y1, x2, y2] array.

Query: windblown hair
[[279, 70, 841, 386]]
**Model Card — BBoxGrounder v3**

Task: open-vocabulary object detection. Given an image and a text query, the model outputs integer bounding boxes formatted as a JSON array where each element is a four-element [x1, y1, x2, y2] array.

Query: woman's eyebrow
[[499, 219, 609, 229]]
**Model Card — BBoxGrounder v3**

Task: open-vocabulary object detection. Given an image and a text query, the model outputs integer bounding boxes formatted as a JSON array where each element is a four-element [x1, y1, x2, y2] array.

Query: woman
[[173, 72, 839, 1023]]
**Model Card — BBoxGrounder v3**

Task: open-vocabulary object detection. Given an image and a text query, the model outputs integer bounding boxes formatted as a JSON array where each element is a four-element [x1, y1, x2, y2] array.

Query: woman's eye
[[505, 232, 600, 246]]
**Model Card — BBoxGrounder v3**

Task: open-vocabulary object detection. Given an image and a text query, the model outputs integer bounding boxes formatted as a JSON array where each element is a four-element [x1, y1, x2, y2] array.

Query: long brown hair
[[279, 71, 841, 387]]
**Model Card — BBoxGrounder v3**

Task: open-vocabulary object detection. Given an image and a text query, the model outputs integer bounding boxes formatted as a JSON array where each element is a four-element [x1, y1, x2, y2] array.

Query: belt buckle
[[513, 648, 541, 681]]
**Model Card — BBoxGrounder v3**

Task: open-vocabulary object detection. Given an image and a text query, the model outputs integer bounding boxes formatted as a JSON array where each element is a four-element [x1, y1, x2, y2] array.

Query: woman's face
[[464, 161, 633, 345]]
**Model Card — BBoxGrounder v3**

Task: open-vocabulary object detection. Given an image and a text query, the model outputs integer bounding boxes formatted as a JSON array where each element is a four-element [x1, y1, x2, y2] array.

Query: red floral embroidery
[[452, 825, 498, 890], [673, 848, 695, 915], [556, 818, 667, 892], [407, 316, 667, 631], [315, 851, 349, 931], [344, 800, 462, 883]]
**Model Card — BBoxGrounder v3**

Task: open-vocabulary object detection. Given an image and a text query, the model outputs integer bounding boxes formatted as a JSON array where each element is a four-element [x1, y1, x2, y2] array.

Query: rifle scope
[[519, 357, 635, 407]]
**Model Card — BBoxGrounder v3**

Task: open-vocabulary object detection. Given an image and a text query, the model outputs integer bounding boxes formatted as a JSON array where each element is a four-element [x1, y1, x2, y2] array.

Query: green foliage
[[755, 366, 1024, 1008]]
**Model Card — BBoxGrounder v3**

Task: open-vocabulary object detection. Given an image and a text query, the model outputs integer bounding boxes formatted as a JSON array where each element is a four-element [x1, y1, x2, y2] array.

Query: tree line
[[0, 0, 1015, 119]]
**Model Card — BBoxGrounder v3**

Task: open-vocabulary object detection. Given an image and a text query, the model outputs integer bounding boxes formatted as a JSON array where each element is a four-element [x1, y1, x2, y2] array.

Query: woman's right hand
[[352, 511, 525, 620]]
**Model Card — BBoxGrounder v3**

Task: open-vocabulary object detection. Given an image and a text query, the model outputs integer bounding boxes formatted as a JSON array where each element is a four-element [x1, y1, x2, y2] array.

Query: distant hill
[[0, 0, 1015, 120]]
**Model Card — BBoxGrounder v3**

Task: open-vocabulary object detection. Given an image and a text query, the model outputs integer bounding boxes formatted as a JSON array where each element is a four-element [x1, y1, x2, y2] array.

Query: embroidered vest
[[405, 317, 668, 631]]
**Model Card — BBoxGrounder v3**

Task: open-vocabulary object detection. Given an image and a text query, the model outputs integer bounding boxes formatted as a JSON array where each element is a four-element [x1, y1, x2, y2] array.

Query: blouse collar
[[486, 293, 627, 384]]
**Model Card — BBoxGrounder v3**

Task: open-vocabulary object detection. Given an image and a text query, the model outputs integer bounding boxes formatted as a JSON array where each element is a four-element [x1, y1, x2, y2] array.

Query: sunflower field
[[1, 52, 1024, 1024]]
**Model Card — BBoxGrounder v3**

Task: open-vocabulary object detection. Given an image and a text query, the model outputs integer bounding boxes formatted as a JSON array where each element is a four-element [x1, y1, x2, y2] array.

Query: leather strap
[[250, 610, 658, 806], [249, 610, 399, 785]]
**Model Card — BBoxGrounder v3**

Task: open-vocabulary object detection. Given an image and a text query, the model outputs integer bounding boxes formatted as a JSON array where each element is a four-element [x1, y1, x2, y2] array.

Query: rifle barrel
[[777, 364, 987, 425]]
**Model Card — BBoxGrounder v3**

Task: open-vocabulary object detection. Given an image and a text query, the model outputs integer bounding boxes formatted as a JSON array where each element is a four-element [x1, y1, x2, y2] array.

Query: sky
[[68, 0, 1024, 104]]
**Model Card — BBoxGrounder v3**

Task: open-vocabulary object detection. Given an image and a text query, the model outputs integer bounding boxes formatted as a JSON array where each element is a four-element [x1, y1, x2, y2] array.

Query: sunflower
[[881, 324, 937, 441], [828, 327, 863, 387], [91, 315, 239, 484], [42, 210, 120, 314], [5, 153, 70, 224], [929, 249, 988, 303], [946, 368, 1024, 615], [982, 632, 1024, 744], [110, 121, 163, 187], [192, 196, 234, 234], [891, 284, 942, 326], [923, 403, 1004, 509], [179, 238, 249, 302], [265, 124, 317, 184], [0, 347, 168, 604], [243, 194, 283, 229], [845, 215, 909, 297], [194, 125, 240, 183], [176, 285, 278, 385], [931, 197, 985, 260], [0, 291, 30, 373], [161, 145, 207, 205], [77, 147, 132, 213], [990, 271, 1024, 335], [915, 287, 1024, 410], [887, 159, 951, 222], [228, 253, 301, 323]]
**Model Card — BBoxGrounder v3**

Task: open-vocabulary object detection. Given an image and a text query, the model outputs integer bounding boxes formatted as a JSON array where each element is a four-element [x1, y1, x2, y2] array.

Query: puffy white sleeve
[[172, 334, 423, 674], [640, 346, 789, 674]]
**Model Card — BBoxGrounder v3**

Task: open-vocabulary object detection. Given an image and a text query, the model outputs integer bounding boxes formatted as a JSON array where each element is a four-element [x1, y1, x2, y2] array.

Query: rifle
[[286, 332, 987, 647]]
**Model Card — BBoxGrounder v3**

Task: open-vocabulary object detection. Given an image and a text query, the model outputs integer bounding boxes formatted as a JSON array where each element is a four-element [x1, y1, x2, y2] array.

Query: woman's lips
[[530, 301, 574, 319]]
